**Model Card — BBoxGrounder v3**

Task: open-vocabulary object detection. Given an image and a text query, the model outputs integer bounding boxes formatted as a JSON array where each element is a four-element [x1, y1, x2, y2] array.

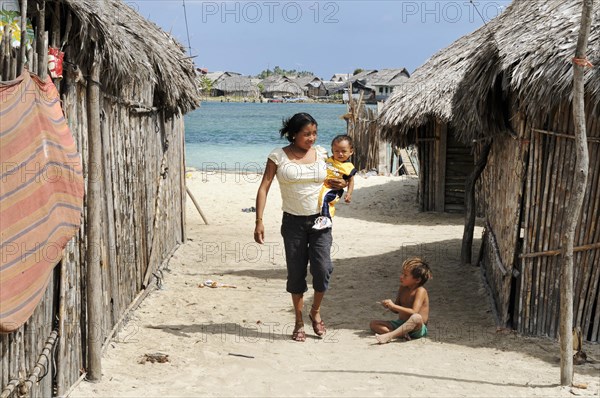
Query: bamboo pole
[[530, 126, 543, 334], [428, 125, 434, 211], [18, 330, 58, 397], [17, 0, 27, 74], [549, 108, 573, 338], [581, 119, 600, 338], [0, 26, 8, 79], [85, 54, 103, 382], [524, 121, 538, 334], [419, 128, 425, 210], [434, 122, 447, 212], [142, 111, 172, 289], [532, 128, 600, 143], [186, 186, 209, 225], [548, 108, 569, 335], [575, 111, 598, 331], [518, 126, 533, 333], [539, 127, 557, 334], [0, 331, 58, 398], [36, 0, 46, 79], [180, 117, 188, 241], [51, 0, 60, 47], [55, 252, 68, 396], [561, 0, 593, 385]]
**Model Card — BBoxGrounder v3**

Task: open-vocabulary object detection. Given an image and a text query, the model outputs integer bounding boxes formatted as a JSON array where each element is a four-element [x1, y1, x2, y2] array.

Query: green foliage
[[353, 68, 364, 75], [198, 76, 213, 95], [256, 66, 315, 79], [257, 83, 265, 92]]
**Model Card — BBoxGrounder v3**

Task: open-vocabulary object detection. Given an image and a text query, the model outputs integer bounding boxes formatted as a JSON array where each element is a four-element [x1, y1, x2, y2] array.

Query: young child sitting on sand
[[313, 135, 357, 230], [370, 257, 432, 344]]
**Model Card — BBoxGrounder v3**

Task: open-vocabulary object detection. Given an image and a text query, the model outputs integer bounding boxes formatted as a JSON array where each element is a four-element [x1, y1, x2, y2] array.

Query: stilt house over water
[[380, 0, 600, 342], [0, 0, 200, 396]]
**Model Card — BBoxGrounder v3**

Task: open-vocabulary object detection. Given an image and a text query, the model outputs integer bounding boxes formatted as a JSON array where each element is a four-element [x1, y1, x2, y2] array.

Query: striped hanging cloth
[[0, 70, 84, 333]]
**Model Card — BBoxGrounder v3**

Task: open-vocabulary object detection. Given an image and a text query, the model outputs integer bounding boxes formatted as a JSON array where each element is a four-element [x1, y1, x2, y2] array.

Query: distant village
[[196, 68, 410, 103]]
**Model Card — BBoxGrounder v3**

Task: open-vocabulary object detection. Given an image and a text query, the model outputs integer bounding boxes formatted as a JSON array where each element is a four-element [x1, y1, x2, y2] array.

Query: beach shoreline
[[198, 95, 345, 104]]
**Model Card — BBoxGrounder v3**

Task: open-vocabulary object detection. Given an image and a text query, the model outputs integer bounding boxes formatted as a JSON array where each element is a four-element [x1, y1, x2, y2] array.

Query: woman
[[254, 113, 347, 342]]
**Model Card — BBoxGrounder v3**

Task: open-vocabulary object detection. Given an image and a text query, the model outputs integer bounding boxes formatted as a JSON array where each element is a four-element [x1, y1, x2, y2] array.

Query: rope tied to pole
[[572, 57, 594, 68]]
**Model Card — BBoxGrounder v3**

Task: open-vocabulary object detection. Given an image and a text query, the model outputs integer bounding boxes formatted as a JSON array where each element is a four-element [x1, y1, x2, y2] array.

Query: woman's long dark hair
[[279, 113, 317, 143]]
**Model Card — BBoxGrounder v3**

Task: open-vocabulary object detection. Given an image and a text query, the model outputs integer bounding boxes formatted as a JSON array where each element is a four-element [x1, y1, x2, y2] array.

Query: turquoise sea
[[184, 102, 350, 172]]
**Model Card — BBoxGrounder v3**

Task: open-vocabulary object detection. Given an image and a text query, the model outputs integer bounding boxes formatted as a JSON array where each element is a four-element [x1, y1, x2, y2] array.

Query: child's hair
[[331, 134, 353, 148], [402, 257, 432, 286], [280, 113, 318, 143]]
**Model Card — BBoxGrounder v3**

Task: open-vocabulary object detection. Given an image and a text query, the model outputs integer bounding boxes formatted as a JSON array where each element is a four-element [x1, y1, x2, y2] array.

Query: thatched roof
[[64, 0, 200, 115], [380, 0, 600, 146], [292, 75, 321, 88], [387, 72, 411, 86], [330, 73, 349, 82], [349, 70, 377, 83], [323, 81, 348, 94], [261, 76, 303, 95], [367, 68, 410, 86], [203, 71, 236, 83], [453, 0, 600, 140], [214, 76, 259, 96], [379, 26, 490, 146]]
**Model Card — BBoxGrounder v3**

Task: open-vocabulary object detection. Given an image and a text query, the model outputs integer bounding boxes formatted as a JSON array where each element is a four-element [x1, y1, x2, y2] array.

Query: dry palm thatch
[[453, 0, 600, 141], [214, 76, 260, 97], [378, 22, 491, 147], [261, 76, 303, 96], [379, 0, 600, 147], [64, 0, 200, 115]]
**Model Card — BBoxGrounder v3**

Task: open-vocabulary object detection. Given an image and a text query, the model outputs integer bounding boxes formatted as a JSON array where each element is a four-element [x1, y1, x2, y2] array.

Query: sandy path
[[72, 171, 600, 397]]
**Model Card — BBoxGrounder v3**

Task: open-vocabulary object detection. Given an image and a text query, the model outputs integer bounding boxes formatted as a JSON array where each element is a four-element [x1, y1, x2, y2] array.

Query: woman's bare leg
[[292, 293, 304, 330], [310, 291, 325, 322]]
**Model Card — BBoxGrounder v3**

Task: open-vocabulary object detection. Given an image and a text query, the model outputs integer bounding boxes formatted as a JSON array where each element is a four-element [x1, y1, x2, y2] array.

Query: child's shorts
[[389, 319, 428, 339]]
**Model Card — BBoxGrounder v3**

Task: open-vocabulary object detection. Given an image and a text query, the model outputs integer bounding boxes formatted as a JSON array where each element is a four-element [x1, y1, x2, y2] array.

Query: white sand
[[72, 171, 600, 397]]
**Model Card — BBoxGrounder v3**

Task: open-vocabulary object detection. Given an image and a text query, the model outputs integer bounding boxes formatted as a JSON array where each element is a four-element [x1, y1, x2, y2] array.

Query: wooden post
[[461, 140, 492, 265], [561, 0, 593, 386], [434, 122, 447, 212], [180, 117, 188, 241], [36, 0, 46, 78], [85, 54, 103, 382], [186, 186, 209, 225], [17, 0, 27, 74], [56, 250, 68, 396], [377, 102, 388, 175]]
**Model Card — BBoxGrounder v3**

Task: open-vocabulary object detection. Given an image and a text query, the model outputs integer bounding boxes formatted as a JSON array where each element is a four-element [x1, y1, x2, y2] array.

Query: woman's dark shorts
[[280, 212, 333, 294]]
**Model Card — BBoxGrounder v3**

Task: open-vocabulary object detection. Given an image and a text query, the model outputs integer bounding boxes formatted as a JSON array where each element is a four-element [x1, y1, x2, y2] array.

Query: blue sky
[[133, 0, 511, 79]]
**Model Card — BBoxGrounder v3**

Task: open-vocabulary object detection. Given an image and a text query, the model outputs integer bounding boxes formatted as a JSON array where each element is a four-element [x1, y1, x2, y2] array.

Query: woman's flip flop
[[309, 314, 326, 337]]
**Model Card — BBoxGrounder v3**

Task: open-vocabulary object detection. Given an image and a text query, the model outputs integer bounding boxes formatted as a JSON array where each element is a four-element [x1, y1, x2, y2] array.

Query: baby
[[313, 135, 357, 230]]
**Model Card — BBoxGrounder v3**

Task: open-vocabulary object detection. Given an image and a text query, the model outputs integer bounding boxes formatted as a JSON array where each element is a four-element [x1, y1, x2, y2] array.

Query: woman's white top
[[268, 145, 328, 216]]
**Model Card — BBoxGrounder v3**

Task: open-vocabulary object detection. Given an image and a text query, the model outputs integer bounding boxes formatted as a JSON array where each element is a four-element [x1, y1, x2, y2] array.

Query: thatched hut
[[379, 28, 486, 213], [292, 75, 325, 98], [453, 0, 600, 342], [213, 75, 259, 98], [380, 0, 600, 342], [1, 0, 200, 396], [364, 68, 410, 102], [324, 80, 348, 97], [260, 75, 303, 98]]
